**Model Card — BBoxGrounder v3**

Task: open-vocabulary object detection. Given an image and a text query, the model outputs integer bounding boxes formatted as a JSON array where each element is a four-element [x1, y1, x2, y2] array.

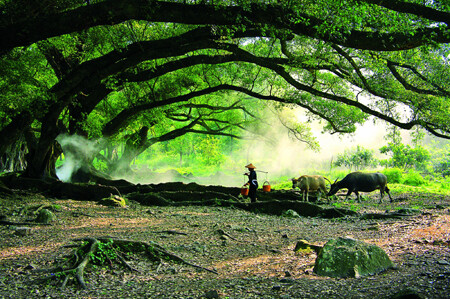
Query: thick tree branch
[[386, 60, 450, 97], [1, 0, 448, 54], [102, 85, 239, 137], [358, 0, 450, 25]]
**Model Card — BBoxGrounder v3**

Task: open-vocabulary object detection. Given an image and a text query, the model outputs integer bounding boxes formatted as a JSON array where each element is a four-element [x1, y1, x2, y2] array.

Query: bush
[[402, 170, 426, 186], [439, 177, 450, 191], [382, 168, 403, 184]]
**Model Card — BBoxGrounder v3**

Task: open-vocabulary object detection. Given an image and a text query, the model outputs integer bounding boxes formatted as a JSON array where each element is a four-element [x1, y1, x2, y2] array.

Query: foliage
[[428, 141, 450, 177], [402, 170, 427, 187], [379, 143, 430, 171], [433, 154, 450, 177], [194, 136, 225, 166], [90, 239, 117, 265], [333, 146, 378, 171], [382, 168, 403, 184], [1, 0, 450, 178]]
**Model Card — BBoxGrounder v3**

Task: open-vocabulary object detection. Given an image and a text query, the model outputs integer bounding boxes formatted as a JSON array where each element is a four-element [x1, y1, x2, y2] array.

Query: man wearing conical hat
[[244, 163, 258, 203]]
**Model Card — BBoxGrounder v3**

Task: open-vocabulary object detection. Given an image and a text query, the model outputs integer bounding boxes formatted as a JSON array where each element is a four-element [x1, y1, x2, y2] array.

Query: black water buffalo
[[292, 175, 331, 202], [327, 172, 393, 203]]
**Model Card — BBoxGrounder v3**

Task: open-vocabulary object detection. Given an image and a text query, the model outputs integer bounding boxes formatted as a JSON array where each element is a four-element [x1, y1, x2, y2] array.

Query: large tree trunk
[[0, 135, 28, 172], [110, 126, 150, 175], [0, 111, 33, 159], [23, 111, 64, 179]]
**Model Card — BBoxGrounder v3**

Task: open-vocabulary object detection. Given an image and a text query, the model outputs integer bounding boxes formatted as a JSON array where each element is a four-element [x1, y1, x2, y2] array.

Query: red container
[[262, 181, 271, 192], [240, 185, 249, 196]]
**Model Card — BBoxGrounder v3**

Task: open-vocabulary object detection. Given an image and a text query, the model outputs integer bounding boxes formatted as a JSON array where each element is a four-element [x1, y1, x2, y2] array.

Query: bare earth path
[[0, 191, 449, 298]]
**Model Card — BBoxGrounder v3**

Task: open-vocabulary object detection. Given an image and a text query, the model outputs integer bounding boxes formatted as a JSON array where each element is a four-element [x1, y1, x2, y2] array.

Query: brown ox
[[292, 175, 331, 202]]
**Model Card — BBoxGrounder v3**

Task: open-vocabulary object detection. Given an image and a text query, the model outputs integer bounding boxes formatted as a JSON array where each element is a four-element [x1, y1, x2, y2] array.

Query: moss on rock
[[313, 237, 394, 278], [35, 209, 55, 224], [99, 195, 127, 207]]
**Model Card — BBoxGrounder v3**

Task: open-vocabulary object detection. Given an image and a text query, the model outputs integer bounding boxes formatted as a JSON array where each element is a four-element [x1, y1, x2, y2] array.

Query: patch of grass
[[90, 239, 117, 265], [402, 170, 427, 186], [349, 204, 360, 212], [332, 202, 343, 209]]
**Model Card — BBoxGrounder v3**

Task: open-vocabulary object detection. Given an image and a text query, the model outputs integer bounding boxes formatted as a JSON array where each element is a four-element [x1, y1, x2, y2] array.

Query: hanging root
[[39, 236, 217, 289]]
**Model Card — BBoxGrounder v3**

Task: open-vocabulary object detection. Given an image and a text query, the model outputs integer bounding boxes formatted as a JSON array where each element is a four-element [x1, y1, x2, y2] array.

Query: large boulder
[[313, 237, 394, 278]]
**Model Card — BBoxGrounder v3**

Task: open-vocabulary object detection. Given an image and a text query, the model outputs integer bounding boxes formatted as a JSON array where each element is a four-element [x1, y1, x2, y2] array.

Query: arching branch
[[1, 0, 449, 54], [357, 0, 450, 25]]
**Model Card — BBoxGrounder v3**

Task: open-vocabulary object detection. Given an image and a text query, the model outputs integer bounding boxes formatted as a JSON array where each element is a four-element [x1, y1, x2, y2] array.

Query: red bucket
[[240, 185, 249, 196], [262, 181, 271, 192]]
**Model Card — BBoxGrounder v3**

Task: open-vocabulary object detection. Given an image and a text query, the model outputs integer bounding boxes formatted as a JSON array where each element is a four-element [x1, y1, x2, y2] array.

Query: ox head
[[327, 178, 340, 196], [291, 178, 298, 189]]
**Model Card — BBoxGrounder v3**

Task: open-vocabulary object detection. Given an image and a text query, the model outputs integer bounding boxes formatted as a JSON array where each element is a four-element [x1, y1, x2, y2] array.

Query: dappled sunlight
[[214, 247, 318, 279], [0, 243, 64, 260], [58, 217, 162, 230], [410, 215, 450, 241]]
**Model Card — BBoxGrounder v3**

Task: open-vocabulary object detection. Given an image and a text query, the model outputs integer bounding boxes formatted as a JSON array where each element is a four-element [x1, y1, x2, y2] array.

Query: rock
[[313, 237, 394, 278], [395, 208, 422, 215], [35, 209, 55, 224], [24, 264, 36, 270], [14, 227, 32, 236], [437, 260, 449, 265], [272, 285, 282, 291], [204, 289, 220, 298], [282, 209, 300, 217], [98, 195, 127, 207], [390, 288, 422, 298], [294, 240, 322, 254]]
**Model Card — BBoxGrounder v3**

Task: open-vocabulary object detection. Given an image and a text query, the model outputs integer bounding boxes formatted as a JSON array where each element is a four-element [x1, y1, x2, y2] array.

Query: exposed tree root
[[0, 220, 50, 226], [40, 236, 217, 289]]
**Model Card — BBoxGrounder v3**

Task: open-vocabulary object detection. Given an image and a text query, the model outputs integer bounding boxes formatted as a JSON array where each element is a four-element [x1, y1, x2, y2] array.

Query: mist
[[235, 107, 392, 182], [54, 106, 416, 187], [55, 134, 103, 182]]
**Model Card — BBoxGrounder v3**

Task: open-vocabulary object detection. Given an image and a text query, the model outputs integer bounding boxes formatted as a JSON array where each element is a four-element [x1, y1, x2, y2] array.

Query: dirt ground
[[0, 190, 449, 299]]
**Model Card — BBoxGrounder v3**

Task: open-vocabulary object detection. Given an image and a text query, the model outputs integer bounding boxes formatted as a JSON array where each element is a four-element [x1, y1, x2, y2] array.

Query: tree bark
[[1, 0, 448, 53], [0, 111, 33, 159], [23, 110, 65, 179]]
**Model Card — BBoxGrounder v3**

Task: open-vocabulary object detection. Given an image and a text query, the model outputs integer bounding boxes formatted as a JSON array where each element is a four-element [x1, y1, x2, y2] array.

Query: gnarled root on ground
[[40, 236, 217, 289]]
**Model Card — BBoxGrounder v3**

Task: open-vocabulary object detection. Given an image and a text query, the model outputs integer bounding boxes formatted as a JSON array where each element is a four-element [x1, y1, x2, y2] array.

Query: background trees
[[0, 0, 449, 180]]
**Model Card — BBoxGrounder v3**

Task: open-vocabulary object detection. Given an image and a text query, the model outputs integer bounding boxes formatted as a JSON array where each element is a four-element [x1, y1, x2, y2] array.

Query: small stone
[[272, 285, 282, 291], [294, 240, 322, 254], [35, 209, 55, 224], [204, 289, 219, 299], [390, 288, 422, 299], [98, 195, 127, 207], [280, 278, 293, 283], [14, 227, 31, 236], [24, 264, 36, 270]]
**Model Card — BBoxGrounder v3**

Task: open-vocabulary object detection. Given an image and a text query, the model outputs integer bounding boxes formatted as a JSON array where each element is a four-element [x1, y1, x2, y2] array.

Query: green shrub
[[439, 177, 450, 191], [402, 170, 426, 186], [382, 168, 403, 184]]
